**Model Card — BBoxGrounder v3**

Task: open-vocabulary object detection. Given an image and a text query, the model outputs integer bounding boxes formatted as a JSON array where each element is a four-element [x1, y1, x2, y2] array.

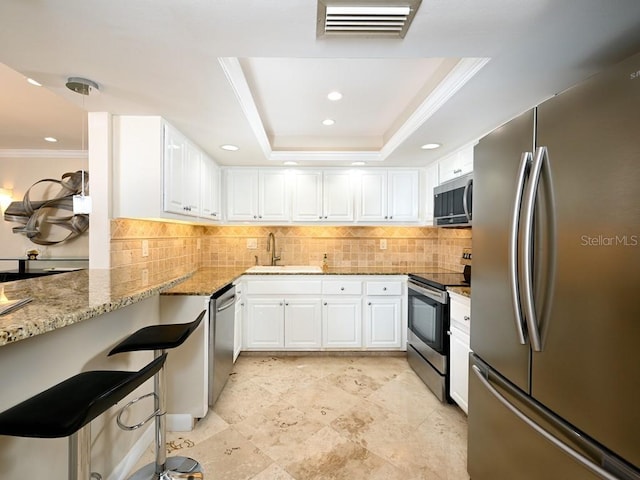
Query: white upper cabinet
[[113, 116, 220, 222], [292, 170, 354, 222], [358, 169, 420, 222], [424, 162, 439, 225], [200, 158, 221, 221], [438, 144, 474, 184], [226, 169, 289, 222]]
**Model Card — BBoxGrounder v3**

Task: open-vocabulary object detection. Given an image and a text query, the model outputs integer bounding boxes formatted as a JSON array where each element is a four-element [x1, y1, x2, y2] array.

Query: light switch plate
[[380, 239, 387, 250], [247, 238, 257, 249], [142, 239, 149, 257]]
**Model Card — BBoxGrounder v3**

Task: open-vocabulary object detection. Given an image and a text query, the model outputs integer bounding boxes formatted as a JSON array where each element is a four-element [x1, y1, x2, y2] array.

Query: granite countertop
[[0, 269, 191, 347], [1, 264, 465, 348], [448, 286, 471, 298]]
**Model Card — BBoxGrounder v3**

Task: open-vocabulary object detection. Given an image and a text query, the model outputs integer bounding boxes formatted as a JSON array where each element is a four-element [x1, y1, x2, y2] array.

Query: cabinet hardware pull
[[464, 316, 470, 321], [368, 302, 371, 305], [324, 302, 327, 306], [340, 287, 344, 291], [383, 287, 387, 291]]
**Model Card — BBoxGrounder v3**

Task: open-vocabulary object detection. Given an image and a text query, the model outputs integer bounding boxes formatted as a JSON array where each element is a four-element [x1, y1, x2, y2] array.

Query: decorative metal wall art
[[3, 171, 89, 245]]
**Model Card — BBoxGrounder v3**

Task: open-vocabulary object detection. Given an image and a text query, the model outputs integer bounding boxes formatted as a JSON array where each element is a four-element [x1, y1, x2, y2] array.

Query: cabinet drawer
[[366, 281, 402, 296], [247, 280, 322, 295], [322, 281, 362, 295], [450, 296, 471, 335]]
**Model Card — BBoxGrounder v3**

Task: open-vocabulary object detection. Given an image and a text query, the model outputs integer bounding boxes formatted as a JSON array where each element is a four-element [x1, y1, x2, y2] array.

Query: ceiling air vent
[[317, 0, 422, 38]]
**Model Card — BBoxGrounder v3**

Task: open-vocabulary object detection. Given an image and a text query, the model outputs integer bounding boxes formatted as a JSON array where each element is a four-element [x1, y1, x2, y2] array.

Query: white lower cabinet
[[365, 297, 402, 348], [233, 282, 244, 361], [245, 297, 285, 349], [284, 298, 322, 348], [322, 297, 362, 348], [448, 291, 471, 414], [243, 275, 406, 352]]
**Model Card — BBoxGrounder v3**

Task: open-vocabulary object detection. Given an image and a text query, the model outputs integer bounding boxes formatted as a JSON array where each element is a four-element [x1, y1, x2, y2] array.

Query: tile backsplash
[[110, 220, 471, 274]]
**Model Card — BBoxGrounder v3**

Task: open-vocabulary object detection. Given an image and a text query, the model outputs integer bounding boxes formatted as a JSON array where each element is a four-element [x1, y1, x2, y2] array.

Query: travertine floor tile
[[129, 354, 470, 480]]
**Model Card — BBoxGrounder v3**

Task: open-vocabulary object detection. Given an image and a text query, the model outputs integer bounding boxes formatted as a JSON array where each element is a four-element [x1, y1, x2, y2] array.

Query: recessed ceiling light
[[327, 91, 343, 101], [220, 144, 239, 151], [44, 137, 58, 143], [421, 143, 441, 150], [27, 78, 42, 87], [351, 162, 365, 166], [322, 119, 335, 126], [283, 161, 298, 166]]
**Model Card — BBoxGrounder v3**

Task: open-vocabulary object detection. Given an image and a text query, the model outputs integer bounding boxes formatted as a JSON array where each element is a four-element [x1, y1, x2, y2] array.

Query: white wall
[[0, 155, 89, 271]]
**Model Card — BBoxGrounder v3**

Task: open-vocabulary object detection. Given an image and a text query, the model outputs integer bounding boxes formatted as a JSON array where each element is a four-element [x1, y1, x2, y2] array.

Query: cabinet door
[[234, 288, 244, 361], [424, 162, 439, 225], [226, 169, 259, 221], [163, 125, 186, 214], [439, 146, 474, 184], [388, 170, 419, 222], [359, 171, 387, 221], [245, 297, 284, 349], [365, 297, 402, 348], [449, 326, 470, 414], [201, 158, 221, 221], [183, 142, 202, 217], [259, 170, 290, 221], [323, 171, 354, 221], [322, 297, 362, 348], [292, 170, 323, 222], [284, 298, 322, 348]]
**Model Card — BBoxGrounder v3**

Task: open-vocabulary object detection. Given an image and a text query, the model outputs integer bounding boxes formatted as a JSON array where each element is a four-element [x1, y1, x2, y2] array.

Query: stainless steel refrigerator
[[469, 51, 640, 480]]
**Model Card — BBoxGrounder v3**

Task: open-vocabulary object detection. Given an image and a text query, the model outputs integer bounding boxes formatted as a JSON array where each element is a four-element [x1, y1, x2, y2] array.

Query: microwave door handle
[[463, 178, 472, 222], [521, 146, 546, 352], [509, 152, 532, 345]]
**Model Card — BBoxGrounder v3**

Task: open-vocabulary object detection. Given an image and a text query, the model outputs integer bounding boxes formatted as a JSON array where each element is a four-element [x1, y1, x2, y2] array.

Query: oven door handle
[[408, 281, 447, 303]]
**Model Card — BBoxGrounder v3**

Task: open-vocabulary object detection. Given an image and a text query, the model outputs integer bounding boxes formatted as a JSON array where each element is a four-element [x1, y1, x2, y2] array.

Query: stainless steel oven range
[[407, 272, 468, 402]]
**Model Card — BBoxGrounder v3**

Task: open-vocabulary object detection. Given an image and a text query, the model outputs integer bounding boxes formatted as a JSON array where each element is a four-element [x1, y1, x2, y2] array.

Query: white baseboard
[[166, 413, 195, 432], [105, 423, 154, 480]]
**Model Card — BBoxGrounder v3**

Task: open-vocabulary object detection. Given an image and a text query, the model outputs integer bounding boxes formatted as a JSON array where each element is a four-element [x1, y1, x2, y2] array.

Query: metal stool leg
[[128, 350, 203, 480]]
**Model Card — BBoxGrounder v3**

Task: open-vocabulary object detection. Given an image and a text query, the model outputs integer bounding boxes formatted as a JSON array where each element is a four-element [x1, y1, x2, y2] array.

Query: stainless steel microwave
[[434, 172, 473, 227]]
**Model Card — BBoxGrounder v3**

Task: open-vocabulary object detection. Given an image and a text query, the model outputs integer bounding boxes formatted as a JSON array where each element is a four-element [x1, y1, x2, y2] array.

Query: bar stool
[[108, 310, 206, 480], [0, 354, 167, 480]]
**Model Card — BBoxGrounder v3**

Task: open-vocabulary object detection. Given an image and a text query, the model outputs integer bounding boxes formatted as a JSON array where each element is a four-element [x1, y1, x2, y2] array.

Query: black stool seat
[[109, 310, 206, 355], [0, 354, 166, 439]]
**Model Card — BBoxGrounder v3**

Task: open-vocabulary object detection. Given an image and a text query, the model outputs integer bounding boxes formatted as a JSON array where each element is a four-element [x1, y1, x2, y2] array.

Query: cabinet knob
[[324, 302, 328, 306], [253, 215, 257, 219], [324, 216, 328, 219], [319, 216, 323, 219], [279, 302, 283, 306], [384, 216, 388, 219], [368, 302, 371, 306], [383, 287, 387, 291], [464, 315, 470, 321], [285, 303, 289, 306], [389, 216, 393, 219], [446, 330, 452, 336], [340, 287, 345, 291]]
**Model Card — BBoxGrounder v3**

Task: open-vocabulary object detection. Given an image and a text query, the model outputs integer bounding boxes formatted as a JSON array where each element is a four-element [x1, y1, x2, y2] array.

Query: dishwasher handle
[[216, 294, 236, 313]]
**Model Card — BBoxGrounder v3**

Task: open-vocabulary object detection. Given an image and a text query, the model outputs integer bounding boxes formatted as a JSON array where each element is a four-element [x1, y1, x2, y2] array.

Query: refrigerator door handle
[[521, 146, 546, 351], [509, 151, 532, 345], [472, 365, 620, 480]]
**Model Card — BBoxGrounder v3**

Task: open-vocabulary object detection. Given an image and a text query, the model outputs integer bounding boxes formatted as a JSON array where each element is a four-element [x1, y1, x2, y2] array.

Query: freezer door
[[533, 52, 640, 468], [468, 355, 639, 480], [471, 109, 534, 392]]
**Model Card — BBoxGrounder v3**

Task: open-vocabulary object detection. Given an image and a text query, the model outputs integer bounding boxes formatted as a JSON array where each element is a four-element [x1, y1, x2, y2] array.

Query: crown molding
[[0, 149, 87, 159], [219, 56, 489, 163]]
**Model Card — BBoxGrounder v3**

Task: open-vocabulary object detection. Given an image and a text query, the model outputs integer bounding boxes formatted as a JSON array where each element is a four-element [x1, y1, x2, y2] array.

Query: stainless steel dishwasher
[[208, 283, 236, 406]]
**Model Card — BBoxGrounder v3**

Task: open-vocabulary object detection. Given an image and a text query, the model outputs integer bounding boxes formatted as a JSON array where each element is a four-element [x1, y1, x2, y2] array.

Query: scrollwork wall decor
[[3, 171, 89, 245]]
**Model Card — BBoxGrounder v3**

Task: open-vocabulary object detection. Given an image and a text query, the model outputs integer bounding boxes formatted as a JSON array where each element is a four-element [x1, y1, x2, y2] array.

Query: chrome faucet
[[267, 232, 281, 266]]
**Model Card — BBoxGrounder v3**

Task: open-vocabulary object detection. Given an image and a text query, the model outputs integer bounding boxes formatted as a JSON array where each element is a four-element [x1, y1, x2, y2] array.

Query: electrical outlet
[[142, 239, 149, 257], [380, 239, 387, 250], [247, 238, 258, 249], [141, 269, 149, 285], [197, 238, 201, 250]]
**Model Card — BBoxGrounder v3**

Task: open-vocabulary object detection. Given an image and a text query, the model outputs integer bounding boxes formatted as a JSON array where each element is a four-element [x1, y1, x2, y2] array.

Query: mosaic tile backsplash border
[[110, 219, 472, 274]]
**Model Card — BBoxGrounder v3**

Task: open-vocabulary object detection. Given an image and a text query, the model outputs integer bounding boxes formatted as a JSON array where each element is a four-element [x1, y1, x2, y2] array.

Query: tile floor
[[137, 354, 470, 480]]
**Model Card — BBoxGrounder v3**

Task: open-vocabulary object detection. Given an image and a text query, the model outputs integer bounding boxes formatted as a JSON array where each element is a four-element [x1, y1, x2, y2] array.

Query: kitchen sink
[[245, 265, 322, 273]]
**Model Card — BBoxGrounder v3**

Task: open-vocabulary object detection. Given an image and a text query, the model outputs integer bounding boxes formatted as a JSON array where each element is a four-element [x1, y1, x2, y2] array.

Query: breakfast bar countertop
[[0, 269, 192, 347]]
